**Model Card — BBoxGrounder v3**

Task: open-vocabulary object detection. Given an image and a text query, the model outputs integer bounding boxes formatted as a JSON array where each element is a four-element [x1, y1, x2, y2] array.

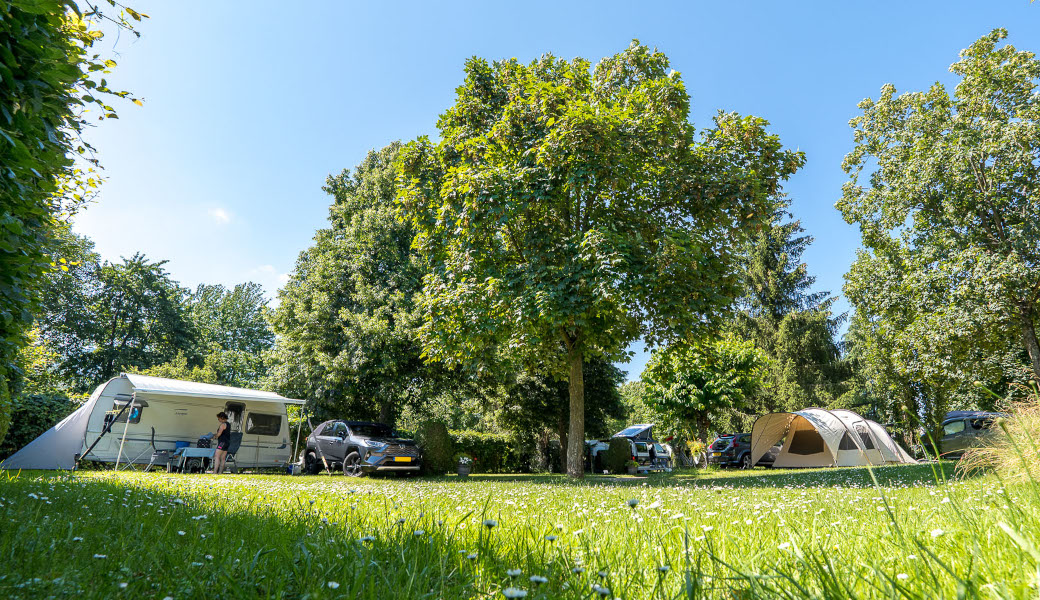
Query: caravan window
[[246, 413, 282, 436], [113, 400, 144, 424]]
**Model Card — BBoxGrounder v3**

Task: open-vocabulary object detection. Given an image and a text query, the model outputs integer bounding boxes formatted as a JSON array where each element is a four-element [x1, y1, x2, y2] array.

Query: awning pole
[[114, 394, 136, 471]]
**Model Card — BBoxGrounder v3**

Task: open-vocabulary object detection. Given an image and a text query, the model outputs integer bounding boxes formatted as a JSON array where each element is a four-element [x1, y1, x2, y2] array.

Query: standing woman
[[213, 412, 231, 474]]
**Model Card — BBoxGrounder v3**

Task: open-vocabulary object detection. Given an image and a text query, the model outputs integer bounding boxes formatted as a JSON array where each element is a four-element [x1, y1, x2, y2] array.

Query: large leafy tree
[[839, 29, 1040, 391], [397, 42, 803, 477], [183, 283, 273, 387], [0, 1, 144, 442], [269, 143, 453, 424], [36, 238, 195, 392], [642, 335, 768, 442]]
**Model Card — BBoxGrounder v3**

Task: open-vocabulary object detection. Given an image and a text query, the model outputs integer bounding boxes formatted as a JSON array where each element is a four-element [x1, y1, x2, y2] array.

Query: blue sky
[[74, 1, 1040, 380]]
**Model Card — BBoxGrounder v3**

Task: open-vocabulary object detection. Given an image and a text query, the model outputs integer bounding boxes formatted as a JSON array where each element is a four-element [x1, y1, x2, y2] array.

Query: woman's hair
[[216, 412, 229, 420]]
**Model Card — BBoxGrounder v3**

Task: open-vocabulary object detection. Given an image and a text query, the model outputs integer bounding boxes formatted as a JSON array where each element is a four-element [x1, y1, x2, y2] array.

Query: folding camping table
[[170, 447, 216, 473]]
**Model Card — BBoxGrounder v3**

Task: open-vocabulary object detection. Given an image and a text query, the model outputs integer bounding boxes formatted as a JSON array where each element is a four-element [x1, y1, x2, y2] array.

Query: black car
[[707, 433, 780, 468], [302, 420, 421, 476]]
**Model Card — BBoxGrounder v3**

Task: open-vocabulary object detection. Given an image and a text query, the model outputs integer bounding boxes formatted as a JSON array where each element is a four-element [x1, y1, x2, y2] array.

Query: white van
[[1, 373, 304, 470]]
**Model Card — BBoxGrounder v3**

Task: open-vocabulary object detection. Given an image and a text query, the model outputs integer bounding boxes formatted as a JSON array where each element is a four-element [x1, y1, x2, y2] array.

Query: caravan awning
[[122, 373, 305, 405]]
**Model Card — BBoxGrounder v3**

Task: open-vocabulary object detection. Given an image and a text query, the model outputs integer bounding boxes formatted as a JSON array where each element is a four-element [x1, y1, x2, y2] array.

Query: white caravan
[[1, 373, 304, 470]]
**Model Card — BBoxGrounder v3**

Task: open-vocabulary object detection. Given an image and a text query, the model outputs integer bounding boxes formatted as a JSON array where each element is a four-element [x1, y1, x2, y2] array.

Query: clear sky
[[74, 1, 1040, 380]]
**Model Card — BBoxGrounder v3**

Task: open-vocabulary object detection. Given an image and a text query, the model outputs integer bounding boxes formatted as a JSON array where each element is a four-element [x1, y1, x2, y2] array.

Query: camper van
[[1, 373, 304, 471]]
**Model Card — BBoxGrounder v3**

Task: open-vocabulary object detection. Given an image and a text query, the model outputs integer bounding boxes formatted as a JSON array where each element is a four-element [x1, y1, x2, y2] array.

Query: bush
[[449, 430, 531, 474], [0, 393, 76, 460], [416, 421, 455, 475], [960, 397, 1040, 483], [604, 438, 632, 474]]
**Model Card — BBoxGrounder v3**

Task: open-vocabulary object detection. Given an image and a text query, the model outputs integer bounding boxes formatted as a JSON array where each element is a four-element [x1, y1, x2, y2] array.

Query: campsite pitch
[[0, 464, 1036, 599]]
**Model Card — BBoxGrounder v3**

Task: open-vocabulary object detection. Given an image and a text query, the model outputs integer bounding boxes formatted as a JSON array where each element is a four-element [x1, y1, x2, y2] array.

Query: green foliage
[[643, 335, 767, 439], [415, 421, 455, 475], [397, 41, 804, 476], [136, 352, 219, 385], [838, 28, 1040, 406], [604, 438, 632, 474], [186, 283, 273, 388], [37, 246, 195, 392], [732, 208, 847, 414], [269, 143, 460, 424], [449, 430, 529, 474], [0, 372, 9, 445], [0, 1, 143, 446], [607, 381, 653, 435], [0, 393, 75, 460]]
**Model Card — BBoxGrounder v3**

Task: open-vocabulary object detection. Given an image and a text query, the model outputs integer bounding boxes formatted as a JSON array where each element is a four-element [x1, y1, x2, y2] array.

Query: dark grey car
[[708, 433, 781, 468], [302, 420, 421, 476], [932, 411, 1005, 458]]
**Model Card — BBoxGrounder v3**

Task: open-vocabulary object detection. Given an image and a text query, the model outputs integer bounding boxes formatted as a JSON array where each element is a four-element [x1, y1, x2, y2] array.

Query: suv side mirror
[[339, 430, 348, 439]]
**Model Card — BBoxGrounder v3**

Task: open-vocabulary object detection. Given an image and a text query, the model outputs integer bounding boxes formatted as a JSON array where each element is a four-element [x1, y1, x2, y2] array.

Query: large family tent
[[1, 373, 304, 471], [749, 408, 916, 468]]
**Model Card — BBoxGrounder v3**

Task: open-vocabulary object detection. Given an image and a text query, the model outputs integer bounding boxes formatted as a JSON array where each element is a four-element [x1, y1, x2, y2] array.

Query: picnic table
[[170, 447, 215, 473]]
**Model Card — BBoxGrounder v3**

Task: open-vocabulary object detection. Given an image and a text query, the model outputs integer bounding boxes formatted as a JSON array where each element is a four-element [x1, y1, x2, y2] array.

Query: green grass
[[1, 463, 1037, 599]]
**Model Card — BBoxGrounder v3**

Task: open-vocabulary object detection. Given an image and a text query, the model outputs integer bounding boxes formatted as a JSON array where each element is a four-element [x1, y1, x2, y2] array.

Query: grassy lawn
[[1, 463, 1036, 599]]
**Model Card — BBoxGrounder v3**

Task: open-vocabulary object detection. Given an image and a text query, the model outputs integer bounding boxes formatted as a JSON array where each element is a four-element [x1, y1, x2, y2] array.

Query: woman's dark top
[[217, 422, 231, 445]]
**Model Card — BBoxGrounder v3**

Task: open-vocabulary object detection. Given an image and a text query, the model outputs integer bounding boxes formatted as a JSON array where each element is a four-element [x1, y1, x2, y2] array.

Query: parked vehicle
[[302, 421, 421, 476], [931, 411, 1006, 458], [585, 424, 672, 473], [708, 433, 780, 468], [1, 373, 303, 471]]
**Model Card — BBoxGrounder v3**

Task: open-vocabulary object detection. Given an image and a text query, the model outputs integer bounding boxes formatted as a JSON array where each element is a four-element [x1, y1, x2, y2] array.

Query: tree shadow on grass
[[451, 461, 964, 489]]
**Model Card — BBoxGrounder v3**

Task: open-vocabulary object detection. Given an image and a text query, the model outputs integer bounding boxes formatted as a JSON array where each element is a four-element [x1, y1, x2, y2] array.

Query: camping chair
[[223, 432, 243, 474]]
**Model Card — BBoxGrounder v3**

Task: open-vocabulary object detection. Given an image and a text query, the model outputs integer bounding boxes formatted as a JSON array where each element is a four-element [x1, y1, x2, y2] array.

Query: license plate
[[712, 452, 721, 457], [393, 456, 412, 462]]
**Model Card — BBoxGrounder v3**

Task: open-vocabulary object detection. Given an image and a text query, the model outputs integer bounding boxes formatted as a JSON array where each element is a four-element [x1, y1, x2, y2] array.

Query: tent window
[[246, 413, 281, 436], [855, 425, 875, 449], [838, 432, 858, 450], [788, 430, 824, 455]]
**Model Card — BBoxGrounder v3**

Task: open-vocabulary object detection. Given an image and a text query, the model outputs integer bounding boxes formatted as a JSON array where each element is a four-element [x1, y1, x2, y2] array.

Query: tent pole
[[78, 397, 134, 467], [114, 395, 136, 471], [291, 406, 305, 468]]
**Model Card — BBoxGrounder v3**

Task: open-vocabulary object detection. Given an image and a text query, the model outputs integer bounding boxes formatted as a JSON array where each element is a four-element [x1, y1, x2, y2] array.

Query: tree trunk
[[566, 349, 585, 479], [557, 417, 568, 473], [1019, 303, 1040, 383]]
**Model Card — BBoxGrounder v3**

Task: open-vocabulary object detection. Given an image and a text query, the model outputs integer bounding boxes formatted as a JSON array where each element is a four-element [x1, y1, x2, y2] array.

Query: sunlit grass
[[0, 463, 1037, 599]]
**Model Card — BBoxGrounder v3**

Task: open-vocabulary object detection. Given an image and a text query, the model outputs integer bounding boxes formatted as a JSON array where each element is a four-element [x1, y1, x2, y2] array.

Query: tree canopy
[[397, 41, 804, 477], [838, 29, 1040, 411]]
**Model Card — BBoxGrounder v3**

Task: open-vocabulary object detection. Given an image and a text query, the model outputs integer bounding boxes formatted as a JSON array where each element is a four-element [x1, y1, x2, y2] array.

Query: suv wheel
[[740, 454, 753, 469], [343, 451, 364, 477]]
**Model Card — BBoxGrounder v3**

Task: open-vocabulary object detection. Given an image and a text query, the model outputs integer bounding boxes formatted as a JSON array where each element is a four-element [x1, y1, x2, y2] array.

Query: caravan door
[[244, 409, 287, 467]]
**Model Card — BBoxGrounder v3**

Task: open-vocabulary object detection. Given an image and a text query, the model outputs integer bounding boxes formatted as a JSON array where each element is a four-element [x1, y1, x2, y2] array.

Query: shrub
[[0, 393, 76, 460], [960, 397, 1040, 483], [449, 430, 531, 474], [416, 421, 455, 475], [604, 438, 632, 474]]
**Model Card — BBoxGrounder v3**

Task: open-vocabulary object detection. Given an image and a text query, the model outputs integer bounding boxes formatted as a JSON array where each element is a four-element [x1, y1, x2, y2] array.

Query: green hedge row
[[449, 430, 530, 474], [0, 394, 77, 460]]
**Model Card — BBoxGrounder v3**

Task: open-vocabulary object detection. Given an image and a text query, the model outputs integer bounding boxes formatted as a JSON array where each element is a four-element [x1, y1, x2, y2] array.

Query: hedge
[[0, 393, 76, 460], [449, 430, 530, 474]]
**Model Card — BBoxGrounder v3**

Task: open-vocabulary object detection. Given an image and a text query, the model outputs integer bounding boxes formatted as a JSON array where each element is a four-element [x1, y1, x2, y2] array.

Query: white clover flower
[[626, 498, 639, 508], [327, 581, 340, 589], [658, 565, 671, 573], [483, 519, 498, 529], [597, 570, 609, 578], [907, 554, 917, 560], [93, 554, 107, 559], [545, 535, 558, 542], [930, 528, 944, 538], [507, 569, 522, 578], [414, 530, 425, 536], [118, 582, 128, 589], [778, 542, 791, 550], [572, 567, 585, 574], [467, 553, 478, 560], [502, 588, 528, 599], [529, 575, 548, 584], [592, 584, 611, 596], [177, 531, 186, 536], [701, 525, 713, 532], [72, 537, 83, 542], [897, 573, 909, 580], [205, 555, 213, 561], [191, 562, 203, 567]]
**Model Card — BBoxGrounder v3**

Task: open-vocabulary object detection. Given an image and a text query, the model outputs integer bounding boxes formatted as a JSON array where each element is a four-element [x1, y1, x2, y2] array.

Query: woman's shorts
[[216, 441, 230, 451]]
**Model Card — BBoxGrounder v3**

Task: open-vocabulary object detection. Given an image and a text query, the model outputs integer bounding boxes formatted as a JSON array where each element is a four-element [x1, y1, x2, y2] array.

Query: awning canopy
[[123, 373, 305, 405]]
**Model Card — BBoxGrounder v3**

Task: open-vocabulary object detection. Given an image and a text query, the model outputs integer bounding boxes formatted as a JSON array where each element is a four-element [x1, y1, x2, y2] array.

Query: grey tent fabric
[[0, 386, 103, 470], [750, 407, 917, 468]]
